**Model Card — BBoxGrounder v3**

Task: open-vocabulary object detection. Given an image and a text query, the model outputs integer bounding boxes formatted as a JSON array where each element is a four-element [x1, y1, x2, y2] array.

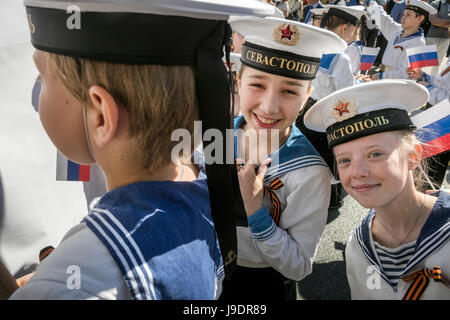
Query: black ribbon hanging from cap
[[195, 22, 247, 276], [25, 5, 248, 279]]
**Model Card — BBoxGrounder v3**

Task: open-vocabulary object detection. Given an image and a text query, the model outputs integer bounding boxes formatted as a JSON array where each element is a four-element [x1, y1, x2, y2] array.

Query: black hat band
[[326, 108, 416, 148], [406, 5, 429, 17], [241, 42, 320, 80], [26, 5, 225, 64], [326, 8, 359, 26]]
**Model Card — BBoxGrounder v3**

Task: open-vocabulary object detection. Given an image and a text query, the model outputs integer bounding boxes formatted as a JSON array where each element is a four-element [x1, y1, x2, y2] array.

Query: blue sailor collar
[[318, 53, 339, 75], [349, 40, 364, 48], [84, 158, 217, 300], [393, 28, 424, 45], [234, 115, 327, 184], [355, 191, 450, 289]]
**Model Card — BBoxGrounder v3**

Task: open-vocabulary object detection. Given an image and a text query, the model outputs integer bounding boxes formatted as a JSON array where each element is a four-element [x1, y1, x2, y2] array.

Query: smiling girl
[[222, 16, 346, 300], [304, 80, 450, 299]]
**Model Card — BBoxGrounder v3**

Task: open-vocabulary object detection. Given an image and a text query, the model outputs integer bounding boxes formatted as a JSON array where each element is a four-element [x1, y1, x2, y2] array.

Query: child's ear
[[87, 85, 120, 148]]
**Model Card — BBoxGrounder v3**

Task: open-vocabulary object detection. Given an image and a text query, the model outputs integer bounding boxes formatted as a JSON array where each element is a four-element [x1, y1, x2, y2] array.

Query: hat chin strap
[[82, 106, 95, 162]]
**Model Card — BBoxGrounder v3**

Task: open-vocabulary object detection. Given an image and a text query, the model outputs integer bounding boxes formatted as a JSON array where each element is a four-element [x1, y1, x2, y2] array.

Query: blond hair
[[47, 53, 199, 173], [396, 130, 434, 192]]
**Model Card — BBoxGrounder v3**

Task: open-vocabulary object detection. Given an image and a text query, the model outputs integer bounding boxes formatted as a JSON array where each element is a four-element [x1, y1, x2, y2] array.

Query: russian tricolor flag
[[412, 99, 450, 159], [406, 45, 439, 69], [56, 151, 91, 181], [360, 47, 380, 71]]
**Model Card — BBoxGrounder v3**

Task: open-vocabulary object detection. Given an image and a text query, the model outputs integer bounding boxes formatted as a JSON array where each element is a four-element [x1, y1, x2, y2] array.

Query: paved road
[[296, 195, 366, 300]]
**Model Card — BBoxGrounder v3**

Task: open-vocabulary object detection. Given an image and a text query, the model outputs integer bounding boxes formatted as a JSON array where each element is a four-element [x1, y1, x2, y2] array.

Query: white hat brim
[[304, 80, 429, 132]]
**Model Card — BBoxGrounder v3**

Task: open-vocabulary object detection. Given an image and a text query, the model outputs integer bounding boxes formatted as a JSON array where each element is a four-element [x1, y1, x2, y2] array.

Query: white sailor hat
[[330, 0, 348, 6], [272, 6, 286, 19], [24, 0, 274, 64], [405, 0, 438, 16], [323, 5, 366, 25], [228, 16, 347, 80], [311, 8, 326, 17], [303, 80, 429, 148], [253, 0, 285, 18]]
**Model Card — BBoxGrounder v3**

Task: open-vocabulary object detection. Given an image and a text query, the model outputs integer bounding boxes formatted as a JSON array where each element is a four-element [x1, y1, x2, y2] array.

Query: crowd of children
[[0, 0, 448, 300]]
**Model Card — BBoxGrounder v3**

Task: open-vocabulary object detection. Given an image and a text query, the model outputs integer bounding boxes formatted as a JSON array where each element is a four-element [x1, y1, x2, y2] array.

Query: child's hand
[[16, 272, 34, 288], [417, 80, 429, 87], [236, 158, 271, 217], [356, 74, 372, 82], [406, 67, 423, 80]]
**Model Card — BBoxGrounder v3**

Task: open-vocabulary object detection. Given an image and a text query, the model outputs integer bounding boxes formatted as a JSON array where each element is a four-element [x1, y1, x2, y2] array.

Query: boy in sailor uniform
[[309, 5, 367, 102], [310, 8, 326, 27], [345, 14, 369, 77], [304, 80, 450, 299], [224, 16, 347, 299], [8, 0, 274, 300], [296, 5, 366, 209], [368, 0, 438, 80]]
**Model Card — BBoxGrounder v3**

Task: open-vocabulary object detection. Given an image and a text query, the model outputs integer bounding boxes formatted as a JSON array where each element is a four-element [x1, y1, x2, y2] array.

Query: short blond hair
[[47, 53, 199, 173]]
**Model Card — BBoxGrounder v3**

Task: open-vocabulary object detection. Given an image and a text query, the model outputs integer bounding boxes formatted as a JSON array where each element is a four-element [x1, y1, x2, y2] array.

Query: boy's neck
[[103, 162, 197, 191], [401, 26, 420, 38]]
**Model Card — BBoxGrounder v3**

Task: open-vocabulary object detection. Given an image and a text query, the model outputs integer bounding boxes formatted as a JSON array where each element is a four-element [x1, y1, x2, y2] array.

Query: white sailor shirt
[[234, 116, 331, 281], [346, 40, 364, 76], [421, 60, 450, 106], [10, 166, 224, 300], [310, 51, 355, 101], [370, 3, 426, 80], [345, 191, 450, 300]]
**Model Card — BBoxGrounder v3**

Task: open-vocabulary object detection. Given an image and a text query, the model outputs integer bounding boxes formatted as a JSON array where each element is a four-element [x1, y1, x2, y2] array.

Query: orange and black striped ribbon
[[402, 267, 449, 300], [39, 246, 55, 262], [264, 177, 284, 226], [440, 65, 450, 77]]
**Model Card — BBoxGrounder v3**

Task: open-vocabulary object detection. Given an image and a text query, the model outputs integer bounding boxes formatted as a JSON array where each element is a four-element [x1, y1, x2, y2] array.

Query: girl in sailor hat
[[225, 15, 346, 299], [304, 80, 450, 300]]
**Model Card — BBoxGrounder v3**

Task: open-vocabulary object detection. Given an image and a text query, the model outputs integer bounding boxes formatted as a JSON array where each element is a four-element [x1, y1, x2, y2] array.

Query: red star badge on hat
[[280, 25, 294, 40], [334, 101, 350, 116]]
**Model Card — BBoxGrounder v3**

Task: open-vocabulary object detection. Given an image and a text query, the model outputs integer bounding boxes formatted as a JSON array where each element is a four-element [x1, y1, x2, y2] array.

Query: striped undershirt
[[374, 240, 417, 286]]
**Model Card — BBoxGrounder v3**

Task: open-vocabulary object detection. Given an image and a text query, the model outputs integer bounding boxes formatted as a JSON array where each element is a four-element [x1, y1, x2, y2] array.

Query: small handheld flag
[[56, 151, 91, 181], [406, 45, 439, 69], [412, 99, 450, 159], [360, 47, 380, 71]]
